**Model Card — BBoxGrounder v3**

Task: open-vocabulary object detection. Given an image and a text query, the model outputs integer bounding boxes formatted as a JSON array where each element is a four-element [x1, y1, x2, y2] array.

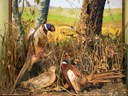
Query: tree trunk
[[12, 0, 27, 53], [35, 0, 50, 29], [12, 0, 24, 36], [79, 0, 106, 36]]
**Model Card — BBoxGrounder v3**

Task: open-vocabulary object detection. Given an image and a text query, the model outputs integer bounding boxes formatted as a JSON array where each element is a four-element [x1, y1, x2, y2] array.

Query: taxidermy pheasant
[[20, 66, 56, 91], [10, 24, 55, 94], [61, 61, 87, 93], [61, 54, 125, 93]]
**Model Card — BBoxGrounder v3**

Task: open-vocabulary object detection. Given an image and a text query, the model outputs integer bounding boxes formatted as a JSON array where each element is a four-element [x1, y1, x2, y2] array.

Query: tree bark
[[79, 0, 106, 36], [35, 0, 50, 29], [12, 0, 24, 35]]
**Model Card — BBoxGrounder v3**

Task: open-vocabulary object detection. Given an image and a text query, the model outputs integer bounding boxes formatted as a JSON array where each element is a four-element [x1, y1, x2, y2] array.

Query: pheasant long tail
[[10, 57, 31, 94]]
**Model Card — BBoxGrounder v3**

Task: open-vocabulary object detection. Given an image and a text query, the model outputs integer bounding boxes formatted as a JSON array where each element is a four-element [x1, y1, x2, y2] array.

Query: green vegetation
[[103, 13, 122, 23], [103, 8, 122, 23], [56, 6, 63, 15], [48, 13, 77, 23], [21, 7, 122, 25]]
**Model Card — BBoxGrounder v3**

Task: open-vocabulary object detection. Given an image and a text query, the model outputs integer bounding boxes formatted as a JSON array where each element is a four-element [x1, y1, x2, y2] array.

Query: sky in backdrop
[[25, 0, 122, 8], [50, 0, 122, 8]]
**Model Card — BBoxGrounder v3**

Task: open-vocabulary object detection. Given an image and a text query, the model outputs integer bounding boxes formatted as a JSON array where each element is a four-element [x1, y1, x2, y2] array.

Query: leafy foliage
[[56, 6, 63, 16], [18, 0, 22, 3], [68, 9, 75, 17], [26, 0, 30, 7], [34, 0, 40, 4]]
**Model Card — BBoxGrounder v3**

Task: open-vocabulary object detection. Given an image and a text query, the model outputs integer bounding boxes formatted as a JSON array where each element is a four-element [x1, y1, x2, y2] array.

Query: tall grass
[[0, 23, 28, 93]]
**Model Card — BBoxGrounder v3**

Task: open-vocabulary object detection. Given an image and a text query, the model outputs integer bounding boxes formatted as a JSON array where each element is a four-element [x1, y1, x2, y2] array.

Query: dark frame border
[[122, 0, 125, 43]]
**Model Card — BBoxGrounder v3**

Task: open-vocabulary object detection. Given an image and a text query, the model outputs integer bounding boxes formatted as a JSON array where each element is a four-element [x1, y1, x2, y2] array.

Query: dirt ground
[[8, 83, 127, 96]]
